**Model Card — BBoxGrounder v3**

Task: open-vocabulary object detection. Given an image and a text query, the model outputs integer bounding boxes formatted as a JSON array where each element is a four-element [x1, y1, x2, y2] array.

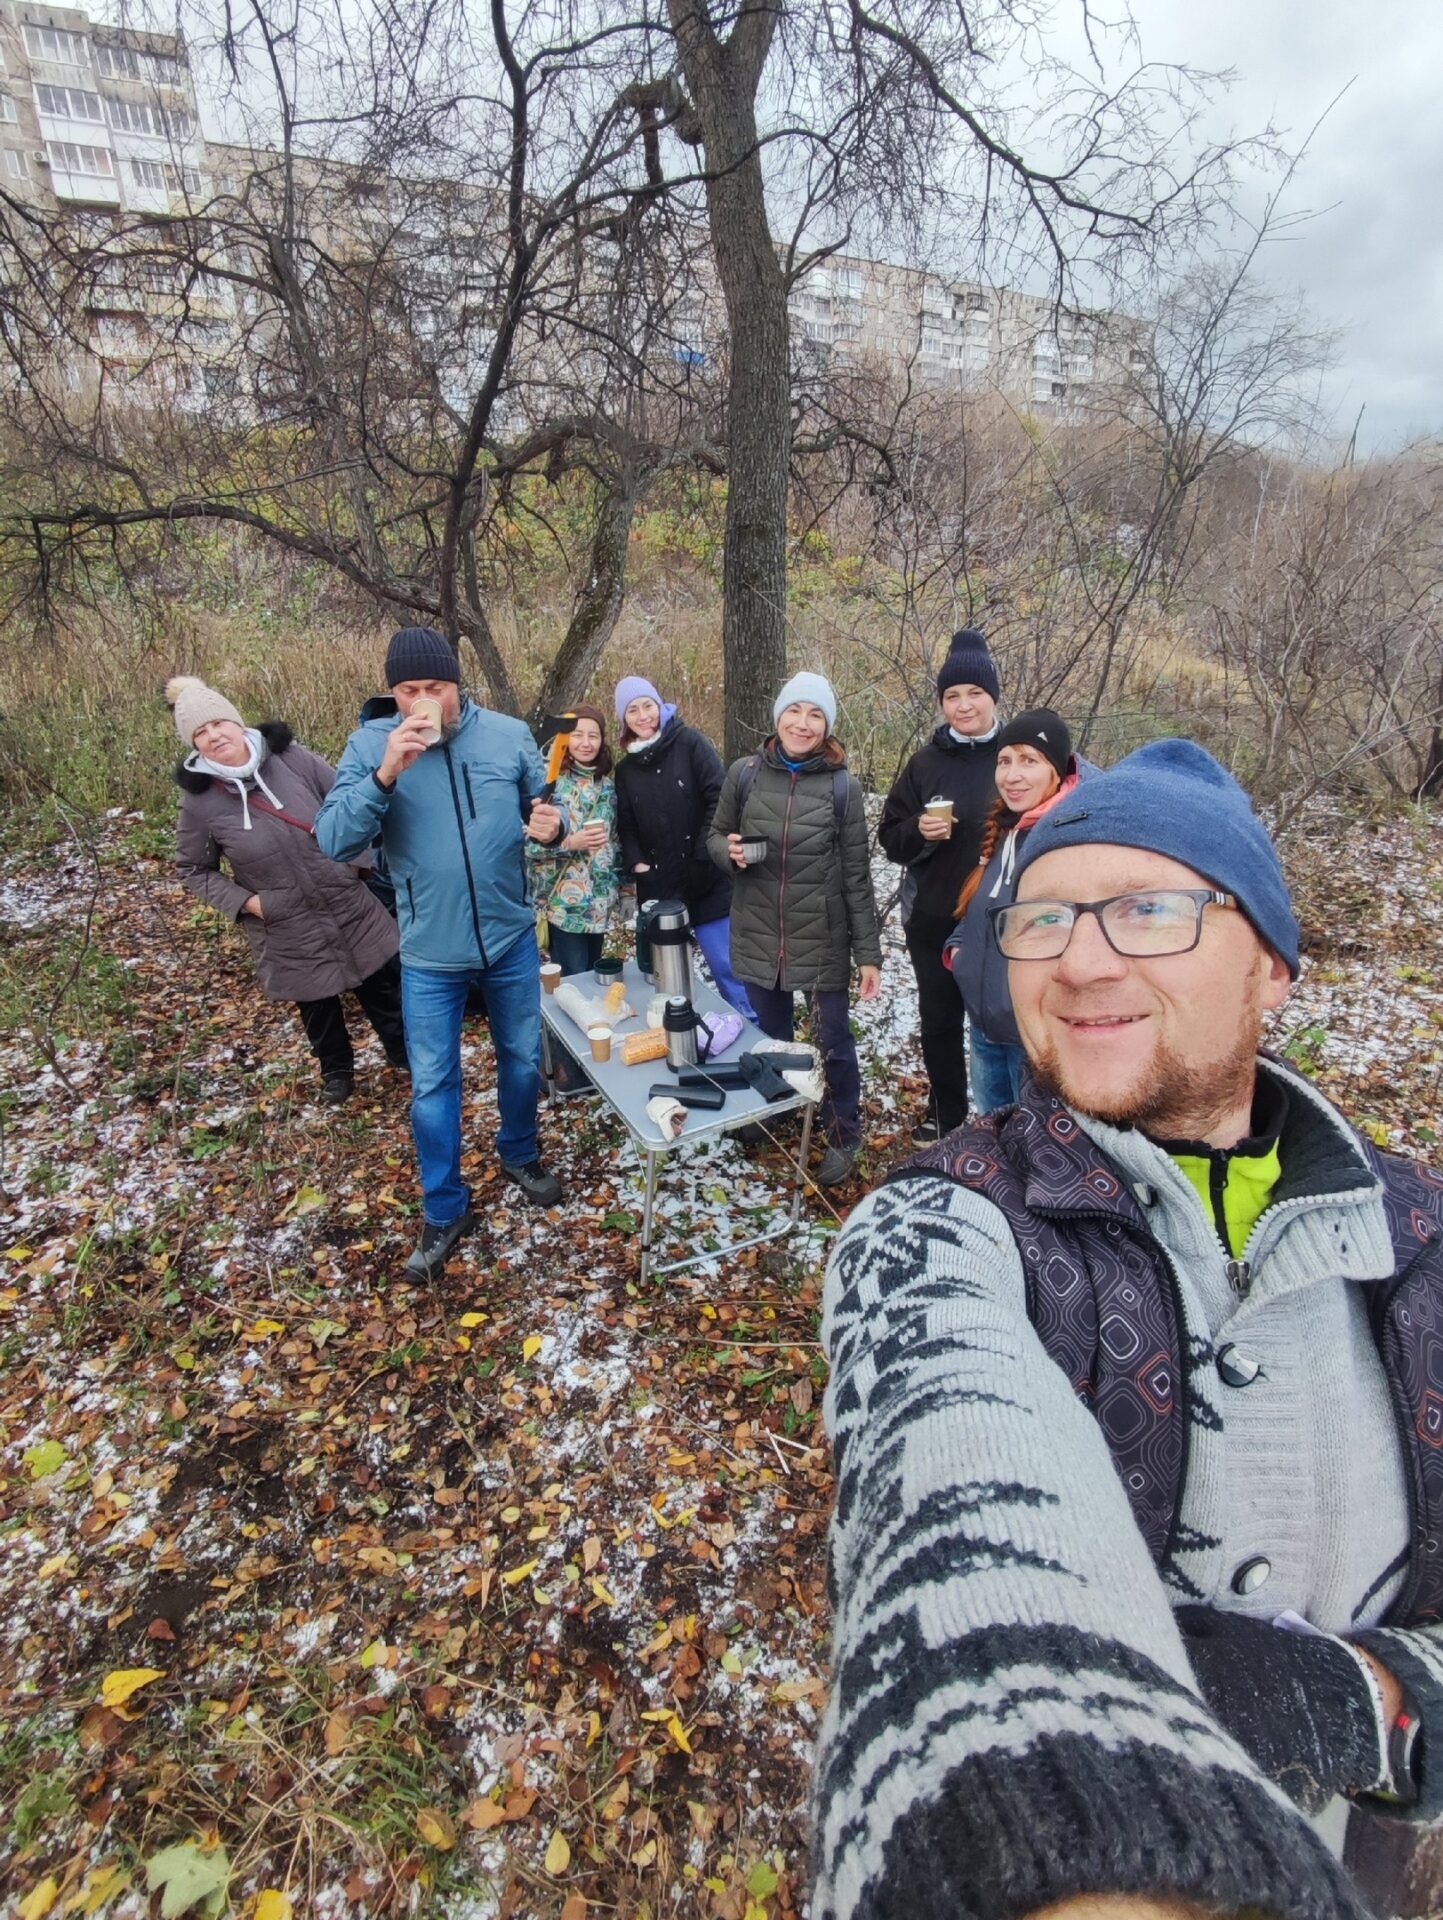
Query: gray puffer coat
[[175, 722, 399, 1002], [707, 739, 882, 993]]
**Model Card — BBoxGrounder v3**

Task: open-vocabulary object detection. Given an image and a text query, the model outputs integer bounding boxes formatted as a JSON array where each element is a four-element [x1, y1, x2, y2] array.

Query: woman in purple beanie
[[611, 676, 755, 1020]]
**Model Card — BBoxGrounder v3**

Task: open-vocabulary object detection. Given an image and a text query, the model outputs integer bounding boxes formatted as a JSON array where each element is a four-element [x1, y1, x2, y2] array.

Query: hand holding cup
[[727, 832, 748, 869], [378, 711, 438, 785]]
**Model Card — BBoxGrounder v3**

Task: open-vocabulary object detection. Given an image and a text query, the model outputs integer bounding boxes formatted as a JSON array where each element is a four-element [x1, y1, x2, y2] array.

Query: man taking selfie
[[815, 740, 1443, 1920], [317, 627, 564, 1278]]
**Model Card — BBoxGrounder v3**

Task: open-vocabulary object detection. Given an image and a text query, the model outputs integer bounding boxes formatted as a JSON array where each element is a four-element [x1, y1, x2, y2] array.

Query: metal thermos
[[645, 899, 693, 1002], [664, 995, 699, 1070], [635, 898, 658, 981]]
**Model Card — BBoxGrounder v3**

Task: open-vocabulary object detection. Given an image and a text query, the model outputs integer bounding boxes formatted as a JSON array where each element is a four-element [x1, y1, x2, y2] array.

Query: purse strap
[[248, 794, 316, 837]]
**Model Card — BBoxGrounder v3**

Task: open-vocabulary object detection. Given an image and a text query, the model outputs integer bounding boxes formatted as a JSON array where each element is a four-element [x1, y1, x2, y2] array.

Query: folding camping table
[[539, 958, 816, 1284]]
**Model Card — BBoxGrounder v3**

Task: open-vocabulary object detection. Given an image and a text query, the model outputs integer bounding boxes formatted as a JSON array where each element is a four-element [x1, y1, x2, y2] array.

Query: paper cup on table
[[924, 795, 955, 835], [410, 695, 444, 746], [540, 962, 562, 994], [587, 1025, 613, 1063]]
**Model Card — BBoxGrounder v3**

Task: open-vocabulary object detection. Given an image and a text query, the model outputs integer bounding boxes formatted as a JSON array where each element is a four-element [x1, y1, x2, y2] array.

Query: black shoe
[[501, 1160, 562, 1206], [911, 1116, 942, 1145], [817, 1144, 857, 1187], [321, 1072, 355, 1104], [404, 1210, 477, 1279], [384, 1048, 411, 1075]]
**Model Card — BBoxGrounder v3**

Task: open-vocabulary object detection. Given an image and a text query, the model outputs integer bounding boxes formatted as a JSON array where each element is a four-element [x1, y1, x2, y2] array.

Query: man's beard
[[1027, 1006, 1264, 1141]]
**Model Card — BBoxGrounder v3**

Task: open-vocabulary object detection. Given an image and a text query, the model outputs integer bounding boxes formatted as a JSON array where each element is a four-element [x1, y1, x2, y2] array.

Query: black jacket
[[614, 714, 733, 926], [878, 725, 1000, 922]]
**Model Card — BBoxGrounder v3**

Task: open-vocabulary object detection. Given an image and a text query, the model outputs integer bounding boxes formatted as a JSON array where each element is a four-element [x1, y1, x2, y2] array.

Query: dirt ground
[[3, 800, 1442, 1918]]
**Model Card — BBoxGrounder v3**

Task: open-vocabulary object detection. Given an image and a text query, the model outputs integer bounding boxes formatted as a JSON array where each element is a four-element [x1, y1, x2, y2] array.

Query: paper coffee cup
[[924, 796, 954, 835], [587, 1025, 613, 1063], [411, 695, 444, 745], [740, 837, 769, 866], [540, 963, 562, 994]]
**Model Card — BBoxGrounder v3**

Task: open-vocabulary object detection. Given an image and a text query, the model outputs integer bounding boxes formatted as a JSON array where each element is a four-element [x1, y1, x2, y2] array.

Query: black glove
[[1176, 1606, 1388, 1812]]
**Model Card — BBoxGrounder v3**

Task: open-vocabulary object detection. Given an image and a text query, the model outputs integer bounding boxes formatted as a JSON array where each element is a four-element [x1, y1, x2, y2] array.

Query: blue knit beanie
[[937, 628, 999, 702], [1013, 738, 1300, 976], [773, 671, 837, 731], [385, 625, 461, 687]]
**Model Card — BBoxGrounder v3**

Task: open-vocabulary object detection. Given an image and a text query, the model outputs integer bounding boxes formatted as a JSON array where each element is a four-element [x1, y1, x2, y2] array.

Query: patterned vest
[[892, 1076, 1443, 1627]]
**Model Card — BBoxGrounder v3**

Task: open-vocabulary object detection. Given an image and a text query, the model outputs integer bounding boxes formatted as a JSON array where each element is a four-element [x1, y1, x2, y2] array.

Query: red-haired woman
[[945, 709, 1086, 1114]]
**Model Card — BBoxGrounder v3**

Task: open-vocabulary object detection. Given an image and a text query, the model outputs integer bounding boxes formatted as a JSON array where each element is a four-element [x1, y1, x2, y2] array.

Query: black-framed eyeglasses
[[989, 889, 1238, 960]]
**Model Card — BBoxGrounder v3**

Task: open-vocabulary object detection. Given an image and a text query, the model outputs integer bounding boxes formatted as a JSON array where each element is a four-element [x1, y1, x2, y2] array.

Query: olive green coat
[[707, 741, 882, 993]]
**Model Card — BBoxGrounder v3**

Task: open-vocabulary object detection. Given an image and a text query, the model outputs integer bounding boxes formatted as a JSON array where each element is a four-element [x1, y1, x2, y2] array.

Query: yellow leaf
[[667, 1712, 693, 1754], [19, 1877, 59, 1920], [589, 1577, 617, 1606], [416, 1808, 456, 1850], [640, 1708, 673, 1722], [522, 1334, 543, 1363], [249, 1319, 286, 1338], [585, 1710, 602, 1747], [101, 1667, 165, 1708], [286, 1184, 326, 1217], [501, 1559, 538, 1585], [458, 1311, 487, 1327], [64, 1863, 130, 1915], [358, 1638, 388, 1668], [5, 1244, 35, 1263], [253, 1894, 293, 1920], [544, 1828, 572, 1875], [39, 1552, 70, 1579]]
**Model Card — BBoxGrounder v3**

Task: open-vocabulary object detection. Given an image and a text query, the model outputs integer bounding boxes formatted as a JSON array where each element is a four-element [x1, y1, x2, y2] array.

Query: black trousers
[[295, 956, 407, 1077], [904, 908, 969, 1132]]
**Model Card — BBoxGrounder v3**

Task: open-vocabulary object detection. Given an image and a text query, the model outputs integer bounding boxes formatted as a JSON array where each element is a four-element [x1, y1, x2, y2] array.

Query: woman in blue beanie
[[708, 673, 883, 1186], [945, 708, 1085, 1113]]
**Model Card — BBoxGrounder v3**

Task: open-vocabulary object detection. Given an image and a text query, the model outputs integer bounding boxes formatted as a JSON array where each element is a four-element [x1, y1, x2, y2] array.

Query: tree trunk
[[667, 0, 789, 763], [530, 453, 660, 728]]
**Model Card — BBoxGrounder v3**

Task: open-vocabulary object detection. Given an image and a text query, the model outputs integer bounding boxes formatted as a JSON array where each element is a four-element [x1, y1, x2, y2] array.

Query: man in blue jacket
[[317, 627, 563, 1277]]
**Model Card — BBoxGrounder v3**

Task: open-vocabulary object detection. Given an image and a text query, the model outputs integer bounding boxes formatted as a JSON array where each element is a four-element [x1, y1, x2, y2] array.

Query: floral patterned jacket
[[525, 765, 620, 935]]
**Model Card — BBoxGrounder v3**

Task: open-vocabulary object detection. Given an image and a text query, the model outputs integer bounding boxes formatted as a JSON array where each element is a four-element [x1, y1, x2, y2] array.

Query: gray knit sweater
[[815, 1063, 1443, 1919]]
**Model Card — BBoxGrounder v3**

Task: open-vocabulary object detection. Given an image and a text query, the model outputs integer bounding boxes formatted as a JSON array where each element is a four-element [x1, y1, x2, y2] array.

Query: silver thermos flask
[[647, 899, 693, 1002], [664, 995, 699, 1070]]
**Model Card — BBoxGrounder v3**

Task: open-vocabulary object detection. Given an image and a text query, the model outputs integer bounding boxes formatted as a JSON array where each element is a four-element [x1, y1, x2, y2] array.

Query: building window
[[35, 84, 106, 123], [0, 93, 16, 125], [94, 42, 186, 88], [24, 26, 91, 68], [128, 156, 204, 196], [5, 149, 29, 180], [104, 96, 194, 139], [46, 141, 115, 179]]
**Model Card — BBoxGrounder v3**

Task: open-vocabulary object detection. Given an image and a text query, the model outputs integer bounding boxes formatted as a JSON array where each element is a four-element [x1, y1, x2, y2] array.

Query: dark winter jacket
[[707, 739, 882, 992], [613, 714, 733, 926], [174, 721, 398, 1002], [878, 724, 1001, 922], [944, 759, 1089, 1046], [315, 698, 547, 972]]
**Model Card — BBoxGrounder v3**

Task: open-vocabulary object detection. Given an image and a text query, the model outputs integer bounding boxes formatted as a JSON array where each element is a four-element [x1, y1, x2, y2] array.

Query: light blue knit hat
[[773, 672, 837, 731]]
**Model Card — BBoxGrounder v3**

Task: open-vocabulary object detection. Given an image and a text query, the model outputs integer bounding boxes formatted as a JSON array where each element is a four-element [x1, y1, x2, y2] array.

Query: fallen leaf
[[501, 1559, 538, 1585], [18, 1878, 58, 1920], [252, 1894, 293, 1920], [544, 1828, 571, 1875], [100, 1667, 165, 1709], [560, 1896, 587, 1920], [285, 1184, 327, 1218], [358, 1638, 388, 1668], [249, 1318, 286, 1337], [463, 1796, 506, 1830], [23, 1439, 66, 1479], [458, 1310, 487, 1327], [64, 1863, 130, 1914], [416, 1807, 456, 1850], [144, 1839, 230, 1919], [324, 1710, 351, 1756], [522, 1334, 543, 1363], [589, 1577, 617, 1606], [746, 1859, 780, 1900]]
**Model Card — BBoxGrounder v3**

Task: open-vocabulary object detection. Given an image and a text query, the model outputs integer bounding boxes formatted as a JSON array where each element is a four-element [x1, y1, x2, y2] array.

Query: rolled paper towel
[[754, 1038, 824, 1104], [645, 1094, 687, 1139], [700, 1010, 744, 1057], [554, 980, 634, 1031]]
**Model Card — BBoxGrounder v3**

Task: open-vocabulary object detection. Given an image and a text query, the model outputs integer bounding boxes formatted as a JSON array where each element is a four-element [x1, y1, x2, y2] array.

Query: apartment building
[[1, 6, 1147, 422]]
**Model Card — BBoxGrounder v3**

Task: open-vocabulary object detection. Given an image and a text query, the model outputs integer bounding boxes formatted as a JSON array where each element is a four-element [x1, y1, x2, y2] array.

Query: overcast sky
[[1121, 0, 1442, 452]]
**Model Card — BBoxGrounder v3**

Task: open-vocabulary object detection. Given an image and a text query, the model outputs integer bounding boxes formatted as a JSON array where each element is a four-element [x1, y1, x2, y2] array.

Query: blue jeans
[[693, 915, 757, 1022], [969, 1027, 1026, 1115], [402, 930, 543, 1225], [545, 927, 604, 1085], [746, 981, 861, 1147]]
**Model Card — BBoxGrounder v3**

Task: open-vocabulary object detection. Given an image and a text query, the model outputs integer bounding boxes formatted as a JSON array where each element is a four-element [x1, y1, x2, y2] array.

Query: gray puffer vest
[[891, 1069, 1443, 1627]]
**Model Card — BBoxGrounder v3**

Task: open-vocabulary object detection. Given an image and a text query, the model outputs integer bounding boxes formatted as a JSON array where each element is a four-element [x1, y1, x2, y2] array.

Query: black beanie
[[385, 625, 462, 687], [995, 707, 1071, 782], [937, 628, 999, 702]]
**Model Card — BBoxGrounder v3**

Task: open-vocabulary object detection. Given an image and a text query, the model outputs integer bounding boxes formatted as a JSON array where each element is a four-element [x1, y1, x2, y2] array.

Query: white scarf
[[187, 728, 285, 830]]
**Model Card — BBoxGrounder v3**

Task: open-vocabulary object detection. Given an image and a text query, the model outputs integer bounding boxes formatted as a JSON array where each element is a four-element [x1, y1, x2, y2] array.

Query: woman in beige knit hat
[[168, 675, 407, 1102]]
